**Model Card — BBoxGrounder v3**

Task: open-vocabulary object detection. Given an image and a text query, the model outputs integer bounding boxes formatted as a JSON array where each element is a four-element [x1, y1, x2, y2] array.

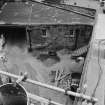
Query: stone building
[[30, 25, 93, 51], [0, 1, 95, 52]]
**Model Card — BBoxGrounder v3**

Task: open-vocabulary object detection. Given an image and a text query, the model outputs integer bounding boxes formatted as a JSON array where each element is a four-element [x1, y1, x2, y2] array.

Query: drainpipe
[[26, 27, 32, 52]]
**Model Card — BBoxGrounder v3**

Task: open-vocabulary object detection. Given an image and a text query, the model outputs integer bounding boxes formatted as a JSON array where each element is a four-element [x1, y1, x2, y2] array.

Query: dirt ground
[[0, 43, 84, 105]]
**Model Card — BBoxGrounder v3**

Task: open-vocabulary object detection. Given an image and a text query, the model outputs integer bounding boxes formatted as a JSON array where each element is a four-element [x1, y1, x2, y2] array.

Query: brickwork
[[30, 25, 92, 51]]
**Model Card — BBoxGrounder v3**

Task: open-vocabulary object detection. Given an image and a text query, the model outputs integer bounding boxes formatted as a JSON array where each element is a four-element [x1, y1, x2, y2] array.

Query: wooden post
[[26, 27, 32, 52]]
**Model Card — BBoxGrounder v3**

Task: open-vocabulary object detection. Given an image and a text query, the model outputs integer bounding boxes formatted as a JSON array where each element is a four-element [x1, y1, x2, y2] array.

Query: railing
[[0, 70, 98, 105], [28, 93, 63, 105]]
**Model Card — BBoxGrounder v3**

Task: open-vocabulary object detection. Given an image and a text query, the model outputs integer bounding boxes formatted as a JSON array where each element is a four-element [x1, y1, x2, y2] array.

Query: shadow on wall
[[0, 27, 26, 49]]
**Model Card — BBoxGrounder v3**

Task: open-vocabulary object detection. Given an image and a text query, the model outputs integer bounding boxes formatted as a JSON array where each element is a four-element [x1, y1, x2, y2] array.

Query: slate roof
[[0, 1, 95, 25]]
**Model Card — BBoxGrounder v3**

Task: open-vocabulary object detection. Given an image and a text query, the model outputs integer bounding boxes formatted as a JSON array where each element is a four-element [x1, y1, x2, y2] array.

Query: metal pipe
[[27, 92, 63, 105], [0, 70, 98, 103]]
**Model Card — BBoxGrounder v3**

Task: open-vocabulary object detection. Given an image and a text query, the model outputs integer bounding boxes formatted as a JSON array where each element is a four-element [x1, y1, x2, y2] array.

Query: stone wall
[[30, 25, 93, 51]]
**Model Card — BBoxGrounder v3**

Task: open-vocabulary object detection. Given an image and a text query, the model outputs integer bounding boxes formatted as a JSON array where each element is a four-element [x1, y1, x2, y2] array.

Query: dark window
[[41, 29, 48, 38], [70, 30, 75, 37], [65, 29, 75, 37]]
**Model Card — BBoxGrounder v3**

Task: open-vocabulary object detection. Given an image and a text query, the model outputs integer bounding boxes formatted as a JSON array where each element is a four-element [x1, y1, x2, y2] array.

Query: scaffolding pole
[[0, 70, 98, 103], [27, 92, 63, 105]]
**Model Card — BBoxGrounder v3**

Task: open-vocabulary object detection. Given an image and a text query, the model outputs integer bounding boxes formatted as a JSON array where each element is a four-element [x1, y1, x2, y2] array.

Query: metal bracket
[[16, 72, 28, 84]]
